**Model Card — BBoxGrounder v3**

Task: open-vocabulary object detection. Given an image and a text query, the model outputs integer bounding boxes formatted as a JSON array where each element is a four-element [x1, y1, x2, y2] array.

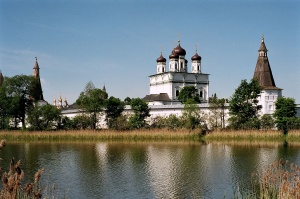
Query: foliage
[[124, 97, 131, 105], [150, 115, 183, 130], [27, 103, 61, 131], [228, 79, 262, 129], [178, 86, 200, 104], [29, 77, 43, 101], [260, 114, 275, 130], [76, 81, 108, 130], [181, 101, 208, 130], [209, 93, 227, 129], [106, 96, 125, 129], [274, 97, 297, 134], [72, 114, 93, 130], [128, 98, 150, 129], [0, 75, 36, 129]]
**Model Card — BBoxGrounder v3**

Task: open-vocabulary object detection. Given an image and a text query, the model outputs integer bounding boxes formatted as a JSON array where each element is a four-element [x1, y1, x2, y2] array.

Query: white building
[[143, 40, 209, 105]]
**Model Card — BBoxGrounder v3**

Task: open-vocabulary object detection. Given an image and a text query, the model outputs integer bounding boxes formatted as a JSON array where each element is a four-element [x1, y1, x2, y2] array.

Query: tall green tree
[[209, 93, 227, 129], [273, 97, 297, 134], [76, 82, 108, 130], [181, 100, 207, 130], [178, 86, 201, 104], [228, 79, 262, 129], [106, 96, 125, 129], [27, 104, 61, 130], [124, 97, 131, 105], [129, 98, 150, 129], [0, 75, 35, 129]]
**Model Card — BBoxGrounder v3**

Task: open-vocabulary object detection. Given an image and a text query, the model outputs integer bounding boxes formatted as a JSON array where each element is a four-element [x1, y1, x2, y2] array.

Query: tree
[[129, 98, 150, 129], [76, 82, 108, 130], [273, 97, 297, 134], [27, 104, 61, 130], [178, 86, 201, 104], [0, 75, 35, 129], [181, 100, 207, 130], [209, 93, 227, 129], [260, 114, 275, 130], [124, 97, 131, 105], [228, 79, 262, 129], [106, 96, 125, 129]]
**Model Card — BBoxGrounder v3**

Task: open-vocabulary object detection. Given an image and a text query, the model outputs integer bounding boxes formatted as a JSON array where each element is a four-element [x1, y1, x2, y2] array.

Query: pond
[[1, 141, 300, 199]]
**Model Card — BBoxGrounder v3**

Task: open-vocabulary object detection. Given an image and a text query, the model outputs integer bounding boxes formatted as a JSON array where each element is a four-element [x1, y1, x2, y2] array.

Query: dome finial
[[195, 44, 198, 52], [35, 56, 38, 61], [262, 34, 264, 42], [178, 32, 180, 44]]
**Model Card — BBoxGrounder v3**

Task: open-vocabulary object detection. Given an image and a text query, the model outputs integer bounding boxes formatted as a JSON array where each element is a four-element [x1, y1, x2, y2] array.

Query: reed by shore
[[0, 129, 300, 142]]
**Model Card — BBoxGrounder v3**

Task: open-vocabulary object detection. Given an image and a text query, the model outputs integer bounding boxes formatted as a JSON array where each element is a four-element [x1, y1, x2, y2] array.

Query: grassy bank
[[1, 129, 300, 142], [0, 129, 201, 142], [204, 129, 300, 143]]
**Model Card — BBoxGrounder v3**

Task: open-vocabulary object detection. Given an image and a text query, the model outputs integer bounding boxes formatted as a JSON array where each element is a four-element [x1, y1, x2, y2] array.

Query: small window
[[176, 90, 179, 97], [265, 96, 269, 100], [269, 105, 272, 110], [200, 90, 203, 98]]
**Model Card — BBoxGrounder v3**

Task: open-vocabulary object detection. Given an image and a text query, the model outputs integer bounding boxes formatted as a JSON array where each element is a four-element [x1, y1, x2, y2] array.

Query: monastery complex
[[1, 36, 299, 127]]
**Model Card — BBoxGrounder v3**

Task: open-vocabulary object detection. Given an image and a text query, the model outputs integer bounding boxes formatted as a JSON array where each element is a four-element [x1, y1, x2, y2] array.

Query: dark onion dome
[[174, 42, 186, 56], [156, 53, 166, 62], [191, 52, 201, 61], [169, 49, 179, 59]]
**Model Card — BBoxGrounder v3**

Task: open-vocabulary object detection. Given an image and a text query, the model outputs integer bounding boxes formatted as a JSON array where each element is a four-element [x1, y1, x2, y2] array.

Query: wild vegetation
[[233, 159, 300, 199], [0, 139, 49, 199]]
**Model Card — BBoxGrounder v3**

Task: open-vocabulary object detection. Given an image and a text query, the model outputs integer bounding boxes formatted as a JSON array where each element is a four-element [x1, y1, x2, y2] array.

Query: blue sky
[[0, 0, 299, 104]]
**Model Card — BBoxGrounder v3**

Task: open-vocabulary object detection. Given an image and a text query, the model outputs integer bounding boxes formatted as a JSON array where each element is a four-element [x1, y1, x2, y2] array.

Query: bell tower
[[253, 36, 282, 115]]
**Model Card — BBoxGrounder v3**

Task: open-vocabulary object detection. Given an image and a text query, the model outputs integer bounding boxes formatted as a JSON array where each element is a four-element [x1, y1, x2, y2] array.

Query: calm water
[[1, 141, 300, 199]]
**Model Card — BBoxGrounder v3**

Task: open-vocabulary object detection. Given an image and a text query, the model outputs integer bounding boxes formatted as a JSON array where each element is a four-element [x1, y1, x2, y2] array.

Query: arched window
[[176, 90, 179, 97]]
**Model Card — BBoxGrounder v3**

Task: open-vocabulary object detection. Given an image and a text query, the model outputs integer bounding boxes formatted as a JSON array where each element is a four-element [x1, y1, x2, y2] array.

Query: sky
[[0, 0, 299, 104]]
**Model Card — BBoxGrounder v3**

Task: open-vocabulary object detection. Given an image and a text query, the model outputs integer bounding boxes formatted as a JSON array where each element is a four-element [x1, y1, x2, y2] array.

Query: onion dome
[[169, 49, 179, 59], [156, 53, 166, 62], [173, 41, 186, 56], [191, 51, 201, 61]]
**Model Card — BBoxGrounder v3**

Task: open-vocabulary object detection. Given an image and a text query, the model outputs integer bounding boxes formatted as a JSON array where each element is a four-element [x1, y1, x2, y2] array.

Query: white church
[[143, 39, 209, 105]]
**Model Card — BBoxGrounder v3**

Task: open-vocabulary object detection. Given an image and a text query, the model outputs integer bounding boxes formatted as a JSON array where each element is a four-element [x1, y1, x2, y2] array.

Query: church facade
[[143, 40, 209, 105]]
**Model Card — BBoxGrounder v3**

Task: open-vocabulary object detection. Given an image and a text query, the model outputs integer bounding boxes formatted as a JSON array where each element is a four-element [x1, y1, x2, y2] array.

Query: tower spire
[[253, 36, 277, 88]]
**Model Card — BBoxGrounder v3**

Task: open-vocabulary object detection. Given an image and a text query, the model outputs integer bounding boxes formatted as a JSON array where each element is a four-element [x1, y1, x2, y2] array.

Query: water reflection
[[1, 142, 300, 199]]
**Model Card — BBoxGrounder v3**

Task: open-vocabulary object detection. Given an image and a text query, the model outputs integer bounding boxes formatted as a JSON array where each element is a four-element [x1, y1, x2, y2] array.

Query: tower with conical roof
[[253, 36, 282, 115], [32, 57, 44, 101]]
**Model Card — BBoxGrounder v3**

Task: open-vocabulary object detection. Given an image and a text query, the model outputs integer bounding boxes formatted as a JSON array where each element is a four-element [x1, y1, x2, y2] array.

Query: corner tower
[[253, 36, 282, 115], [32, 57, 44, 101]]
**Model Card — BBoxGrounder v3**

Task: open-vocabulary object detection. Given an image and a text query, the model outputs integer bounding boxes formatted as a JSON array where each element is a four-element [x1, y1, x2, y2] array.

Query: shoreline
[[1, 129, 300, 143]]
